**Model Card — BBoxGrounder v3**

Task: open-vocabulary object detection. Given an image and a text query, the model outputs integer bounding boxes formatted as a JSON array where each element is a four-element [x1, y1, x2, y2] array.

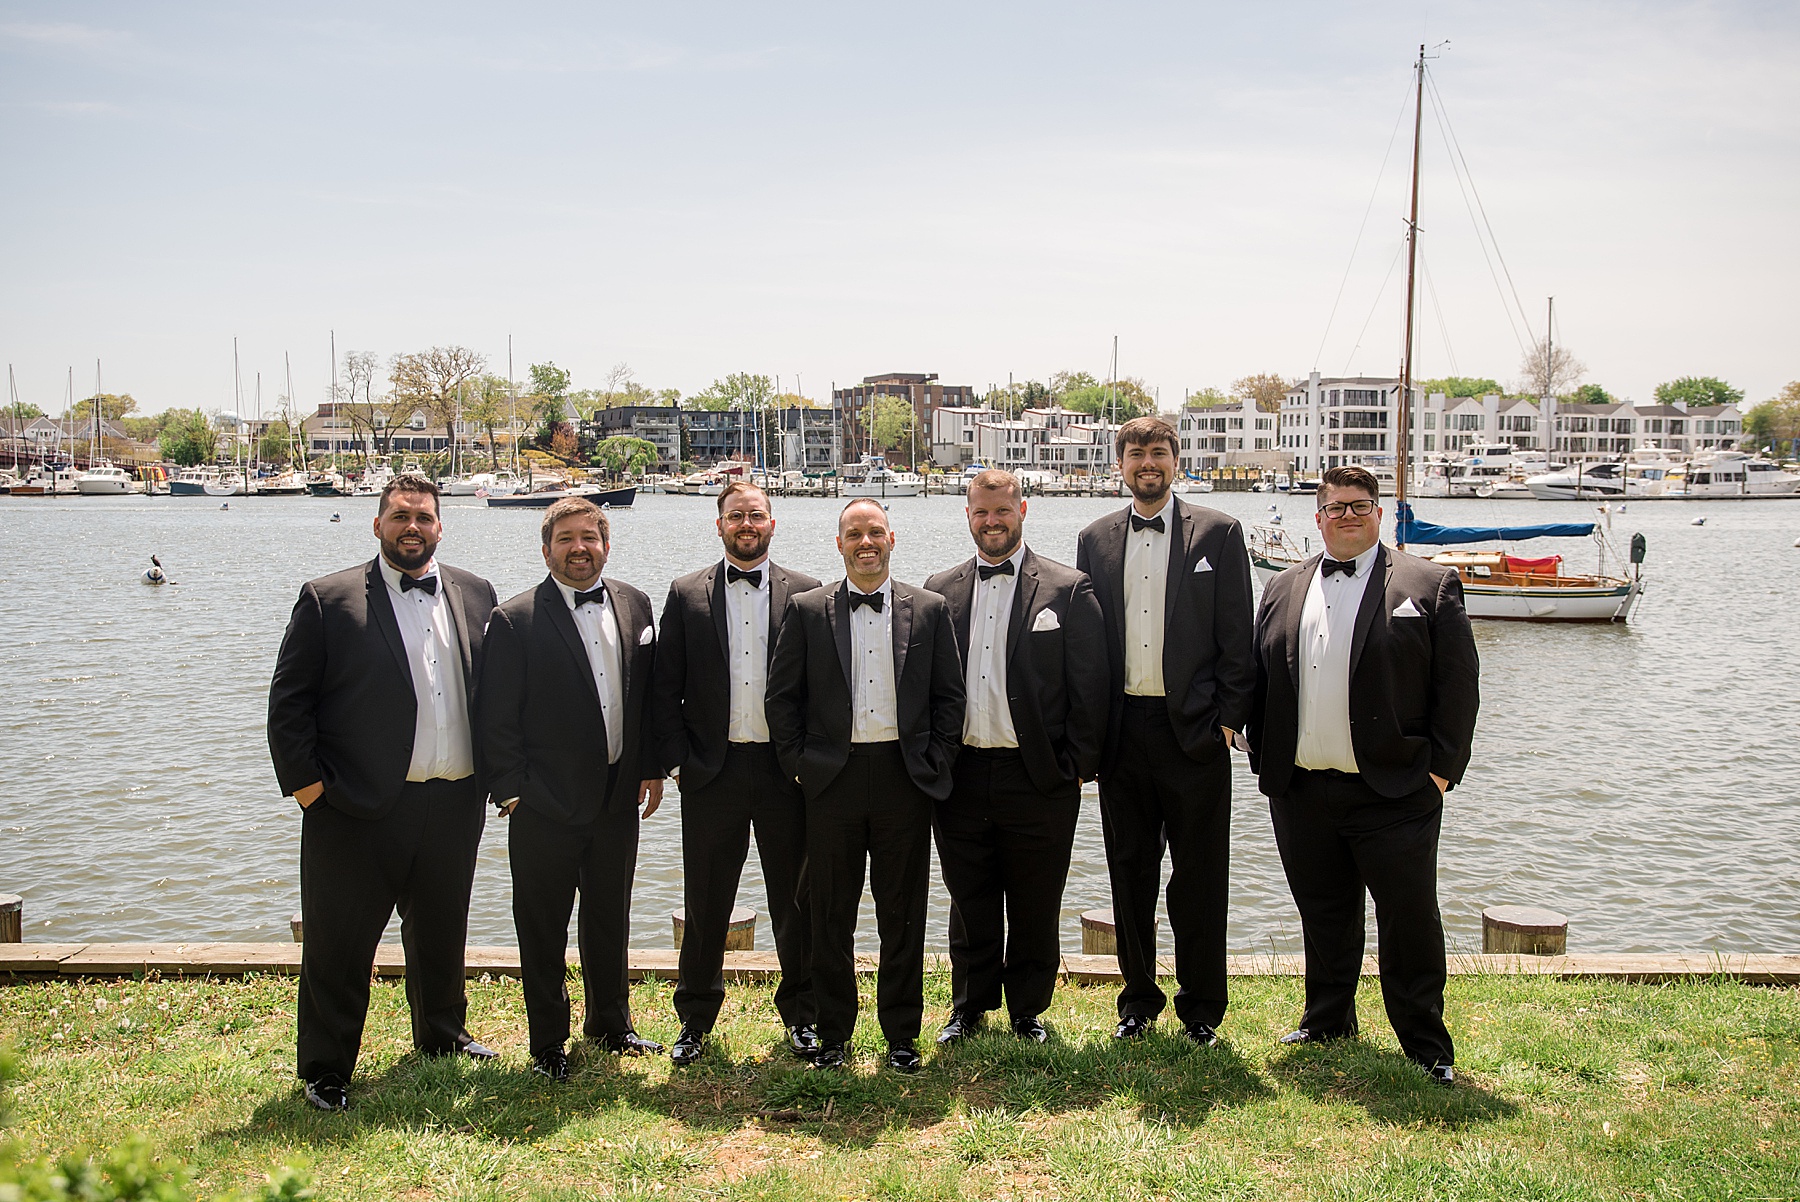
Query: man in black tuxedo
[[1075, 416, 1256, 1046], [765, 499, 965, 1072], [477, 497, 666, 1081], [653, 480, 823, 1066], [268, 473, 500, 1112], [1248, 464, 1479, 1086], [924, 470, 1106, 1045]]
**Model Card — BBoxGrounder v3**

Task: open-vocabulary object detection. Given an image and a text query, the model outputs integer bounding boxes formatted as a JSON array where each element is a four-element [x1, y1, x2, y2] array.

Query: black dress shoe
[[887, 1044, 923, 1073], [1011, 1015, 1048, 1043], [303, 1075, 349, 1111], [1113, 1014, 1155, 1040], [670, 1026, 705, 1067], [1183, 1022, 1221, 1048], [810, 1041, 847, 1070], [531, 1047, 570, 1082], [936, 1011, 984, 1045], [598, 1030, 666, 1057], [1279, 1027, 1351, 1046], [786, 1024, 822, 1061], [1427, 1063, 1455, 1088]]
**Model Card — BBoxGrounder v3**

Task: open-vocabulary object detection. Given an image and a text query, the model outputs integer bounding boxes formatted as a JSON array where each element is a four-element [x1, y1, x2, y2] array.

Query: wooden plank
[[0, 944, 87, 973], [59, 943, 302, 976]]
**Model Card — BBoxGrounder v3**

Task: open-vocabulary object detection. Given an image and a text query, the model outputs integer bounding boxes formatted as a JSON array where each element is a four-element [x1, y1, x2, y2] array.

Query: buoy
[[1792, 536, 1799, 548], [1690, 516, 1705, 526], [1269, 513, 1283, 524], [330, 513, 342, 522], [143, 554, 166, 586], [219, 502, 229, 510], [1617, 503, 1627, 513]]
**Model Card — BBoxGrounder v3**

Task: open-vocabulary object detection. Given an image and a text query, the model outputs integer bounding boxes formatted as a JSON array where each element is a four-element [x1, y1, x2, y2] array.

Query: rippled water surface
[[2, 490, 1796, 955]]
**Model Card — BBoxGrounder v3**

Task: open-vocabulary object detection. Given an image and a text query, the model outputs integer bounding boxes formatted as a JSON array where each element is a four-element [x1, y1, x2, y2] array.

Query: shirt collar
[[380, 557, 439, 595], [724, 557, 771, 590], [1128, 495, 1174, 527], [1324, 543, 1382, 579], [976, 545, 1027, 576], [847, 576, 893, 602], [554, 576, 607, 610]]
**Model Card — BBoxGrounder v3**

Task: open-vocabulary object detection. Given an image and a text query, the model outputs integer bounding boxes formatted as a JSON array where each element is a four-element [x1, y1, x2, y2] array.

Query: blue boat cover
[[1394, 501, 1594, 545]]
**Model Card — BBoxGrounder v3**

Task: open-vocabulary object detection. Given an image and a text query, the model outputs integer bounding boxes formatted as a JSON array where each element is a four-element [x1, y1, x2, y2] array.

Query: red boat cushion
[[1504, 554, 1562, 575]]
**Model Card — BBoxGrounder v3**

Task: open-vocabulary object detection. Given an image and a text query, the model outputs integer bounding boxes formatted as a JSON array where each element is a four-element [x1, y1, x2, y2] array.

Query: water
[[2, 490, 1797, 956]]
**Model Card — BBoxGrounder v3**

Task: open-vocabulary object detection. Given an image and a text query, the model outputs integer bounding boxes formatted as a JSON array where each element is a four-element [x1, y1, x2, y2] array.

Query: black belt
[[960, 745, 1023, 759], [1294, 766, 1360, 781], [1122, 694, 1166, 710]]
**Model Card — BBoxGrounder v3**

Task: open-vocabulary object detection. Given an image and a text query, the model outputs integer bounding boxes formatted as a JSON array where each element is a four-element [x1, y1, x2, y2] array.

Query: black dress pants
[[806, 741, 933, 1047], [509, 790, 639, 1057], [296, 777, 485, 1083], [1270, 768, 1454, 1068], [674, 741, 814, 1032], [934, 746, 1079, 1021], [1097, 696, 1232, 1029]]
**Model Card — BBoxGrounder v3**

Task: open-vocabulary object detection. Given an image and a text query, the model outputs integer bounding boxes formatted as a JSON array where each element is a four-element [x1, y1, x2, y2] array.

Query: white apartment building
[[1176, 403, 1279, 473], [969, 405, 1118, 474], [930, 406, 997, 467]]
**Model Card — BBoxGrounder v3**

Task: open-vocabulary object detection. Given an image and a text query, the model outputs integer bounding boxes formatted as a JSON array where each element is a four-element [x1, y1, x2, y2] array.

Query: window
[[1342, 410, 1385, 429], [1424, 413, 1436, 430]]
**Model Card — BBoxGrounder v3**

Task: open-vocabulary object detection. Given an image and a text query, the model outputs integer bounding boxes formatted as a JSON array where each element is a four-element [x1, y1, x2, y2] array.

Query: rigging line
[[1341, 236, 1409, 377], [1312, 76, 1417, 373], [1425, 67, 1536, 345], [1422, 80, 1526, 356], [1420, 248, 1460, 378]]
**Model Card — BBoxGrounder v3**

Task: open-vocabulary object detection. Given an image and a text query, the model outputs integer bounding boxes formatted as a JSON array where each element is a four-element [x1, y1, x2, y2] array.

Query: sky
[[2, 1, 1796, 417]]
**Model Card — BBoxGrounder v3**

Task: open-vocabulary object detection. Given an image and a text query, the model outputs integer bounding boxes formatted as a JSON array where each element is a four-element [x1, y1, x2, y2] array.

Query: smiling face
[[966, 482, 1025, 562], [542, 511, 609, 588], [373, 491, 442, 575], [1120, 439, 1176, 508], [716, 484, 775, 567], [1315, 483, 1382, 561], [836, 500, 895, 589]]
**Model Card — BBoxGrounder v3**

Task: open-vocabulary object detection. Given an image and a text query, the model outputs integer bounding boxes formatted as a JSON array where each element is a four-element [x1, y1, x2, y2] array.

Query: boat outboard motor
[[1630, 533, 1647, 565]]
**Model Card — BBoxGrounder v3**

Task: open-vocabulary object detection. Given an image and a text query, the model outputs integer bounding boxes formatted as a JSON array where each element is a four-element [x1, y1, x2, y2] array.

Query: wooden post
[[0, 895, 21, 944], [671, 906, 757, 951], [290, 911, 304, 943], [1482, 905, 1568, 955], [1080, 909, 1117, 956]]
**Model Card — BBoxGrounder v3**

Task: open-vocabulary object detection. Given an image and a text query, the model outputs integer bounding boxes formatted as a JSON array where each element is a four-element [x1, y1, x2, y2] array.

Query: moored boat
[[75, 460, 132, 495], [485, 482, 636, 508]]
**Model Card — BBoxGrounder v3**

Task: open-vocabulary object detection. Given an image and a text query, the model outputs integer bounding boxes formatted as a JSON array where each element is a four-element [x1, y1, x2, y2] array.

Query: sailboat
[[1248, 46, 1647, 623]]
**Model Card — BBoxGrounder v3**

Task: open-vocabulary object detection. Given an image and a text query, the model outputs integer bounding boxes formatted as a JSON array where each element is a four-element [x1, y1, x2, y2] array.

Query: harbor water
[[1, 490, 1796, 956]]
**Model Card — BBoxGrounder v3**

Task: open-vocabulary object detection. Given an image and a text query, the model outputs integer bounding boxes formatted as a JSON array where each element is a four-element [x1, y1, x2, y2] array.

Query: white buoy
[[143, 555, 166, 585], [219, 501, 229, 511], [1792, 536, 1799, 548], [1690, 516, 1706, 526], [1617, 503, 1627, 513], [330, 513, 342, 522], [1269, 513, 1283, 524]]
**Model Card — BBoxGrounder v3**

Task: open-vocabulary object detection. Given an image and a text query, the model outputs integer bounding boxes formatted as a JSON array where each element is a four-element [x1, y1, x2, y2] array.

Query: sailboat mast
[[1396, 43, 1426, 543], [93, 359, 102, 466]]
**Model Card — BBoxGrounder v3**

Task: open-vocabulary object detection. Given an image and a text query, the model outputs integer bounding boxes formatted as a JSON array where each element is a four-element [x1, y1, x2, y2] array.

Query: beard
[[724, 528, 773, 564], [1128, 468, 1169, 504], [975, 525, 1022, 559], [382, 532, 436, 572]]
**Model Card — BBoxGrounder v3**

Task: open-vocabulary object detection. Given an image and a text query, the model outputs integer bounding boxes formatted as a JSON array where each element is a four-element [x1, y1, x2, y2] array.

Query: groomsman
[[1075, 417, 1256, 1045], [477, 497, 665, 1081], [1247, 465, 1479, 1085], [765, 499, 965, 1071], [268, 473, 500, 1112], [924, 470, 1106, 1044], [653, 480, 823, 1065]]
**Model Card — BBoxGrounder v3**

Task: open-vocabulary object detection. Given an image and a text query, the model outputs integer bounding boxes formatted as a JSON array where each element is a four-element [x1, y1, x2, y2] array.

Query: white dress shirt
[[557, 577, 626, 764], [723, 558, 772, 743], [1294, 543, 1381, 773], [1123, 496, 1174, 696], [847, 578, 899, 744], [380, 558, 475, 782], [963, 546, 1024, 748]]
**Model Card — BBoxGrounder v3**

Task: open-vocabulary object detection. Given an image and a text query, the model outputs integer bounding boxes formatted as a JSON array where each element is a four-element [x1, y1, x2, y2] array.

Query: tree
[[72, 393, 138, 424], [1566, 383, 1615, 405], [1048, 369, 1099, 396], [1742, 382, 1800, 454], [257, 415, 296, 465], [1517, 338, 1586, 398], [870, 396, 917, 465], [1060, 376, 1154, 420], [461, 374, 513, 469], [1653, 376, 1744, 408], [548, 424, 579, 462], [1186, 387, 1233, 409], [390, 346, 487, 433], [982, 385, 1025, 419], [690, 373, 774, 412], [528, 361, 572, 428], [591, 435, 660, 477], [157, 409, 218, 466], [1230, 373, 1293, 413], [1418, 376, 1503, 399], [2, 400, 44, 424], [332, 350, 392, 459]]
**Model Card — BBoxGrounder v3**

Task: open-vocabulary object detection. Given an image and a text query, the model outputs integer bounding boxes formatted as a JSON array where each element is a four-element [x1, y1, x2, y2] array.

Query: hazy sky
[[3, 1, 1795, 417]]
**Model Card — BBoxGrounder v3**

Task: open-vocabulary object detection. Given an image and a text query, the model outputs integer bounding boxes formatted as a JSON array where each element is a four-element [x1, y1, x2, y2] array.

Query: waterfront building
[[969, 405, 1118, 475], [1176, 403, 1280, 473], [929, 405, 998, 468], [834, 372, 980, 468], [588, 404, 837, 474]]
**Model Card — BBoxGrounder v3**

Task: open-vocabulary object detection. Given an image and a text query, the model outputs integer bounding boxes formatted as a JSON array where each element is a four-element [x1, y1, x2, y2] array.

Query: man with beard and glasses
[[923, 469, 1106, 1046], [766, 499, 964, 1073], [1075, 416, 1256, 1047], [477, 497, 665, 1082], [652, 480, 823, 1067], [268, 473, 501, 1113]]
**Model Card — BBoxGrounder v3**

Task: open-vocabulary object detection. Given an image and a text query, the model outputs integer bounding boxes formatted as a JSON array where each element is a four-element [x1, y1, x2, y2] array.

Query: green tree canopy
[[591, 435, 660, 476], [1418, 376, 1503, 399], [529, 362, 572, 427], [1742, 382, 1800, 453], [1060, 377, 1154, 421], [1230, 372, 1294, 412], [72, 393, 139, 423], [257, 418, 295, 466], [690, 373, 774, 412], [158, 409, 218, 466], [1185, 387, 1232, 409], [2, 400, 44, 423], [1565, 383, 1615, 405], [1653, 376, 1744, 408], [870, 396, 918, 464]]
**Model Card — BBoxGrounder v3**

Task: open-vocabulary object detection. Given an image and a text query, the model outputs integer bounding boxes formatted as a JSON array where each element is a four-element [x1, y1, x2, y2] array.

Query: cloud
[[0, 22, 127, 48]]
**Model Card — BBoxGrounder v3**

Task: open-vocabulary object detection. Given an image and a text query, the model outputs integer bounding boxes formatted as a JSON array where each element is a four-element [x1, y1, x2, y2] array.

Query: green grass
[[3, 970, 1796, 1200]]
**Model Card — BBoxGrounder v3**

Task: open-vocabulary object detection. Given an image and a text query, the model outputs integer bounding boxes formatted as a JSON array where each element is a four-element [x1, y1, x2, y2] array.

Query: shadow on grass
[[1268, 1039, 1518, 1127]]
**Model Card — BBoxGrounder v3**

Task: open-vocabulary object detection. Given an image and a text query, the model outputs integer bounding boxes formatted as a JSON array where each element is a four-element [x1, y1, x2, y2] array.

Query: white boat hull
[[75, 477, 130, 495], [1250, 550, 1643, 623]]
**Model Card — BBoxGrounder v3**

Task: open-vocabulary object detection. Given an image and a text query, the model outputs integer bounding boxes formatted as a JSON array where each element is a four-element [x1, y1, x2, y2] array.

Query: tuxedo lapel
[[364, 560, 413, 689], [439, 569, 475, 688], [946, 561, 977, 653], [828, 583, 852, 689], [1348, 545, 1390, 678], [891, 584, 914, 685], [766, 564, 791, 668], [1101, 509, 1130, 663], [541, 576, 602, 709], [1286, 557, 1322, 692], [1007, 550, 1038, 670], [608, 577, 638, 702], [1163, 497, 1191, 618], [707, 563, 730, 664]]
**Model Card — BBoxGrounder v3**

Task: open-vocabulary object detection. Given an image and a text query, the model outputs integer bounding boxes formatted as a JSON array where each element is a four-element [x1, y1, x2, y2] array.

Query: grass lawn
[[2, 969, 1796, 1200]]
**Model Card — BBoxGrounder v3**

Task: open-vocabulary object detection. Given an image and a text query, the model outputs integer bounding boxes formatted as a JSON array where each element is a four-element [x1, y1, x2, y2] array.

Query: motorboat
[[205, 473, 253, 497], [169, 467, 220, 496], [1420, 445, 1536, 499], [1666, 451, 1800, 498], [485, 481, 636, 509], [255, 471, 309, 496], [10, 464, 82, 496], [1525, 461, 1626, 501], [307, 471, 348, 497], [841, 455, 923, 498], [1173, 477, 1216, 494], [75, 460, 133, 495]]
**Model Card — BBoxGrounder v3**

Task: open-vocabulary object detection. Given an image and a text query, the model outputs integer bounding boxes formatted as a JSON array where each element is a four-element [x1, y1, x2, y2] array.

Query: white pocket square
[[1031, 608, 1061, 632], [1194, 556, 1213, 573], [638, 625, 655, 645], [1392, 598, 1423, 618]]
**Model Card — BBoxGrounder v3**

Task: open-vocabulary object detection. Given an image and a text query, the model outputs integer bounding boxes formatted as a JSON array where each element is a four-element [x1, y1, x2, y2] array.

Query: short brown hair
[[715, 479, 770, 515], [967, 468, 1022, 502], [838, 497, 889, 528], [1318, 465, 1380, 501], [378, 472, 440, 516], [1114, 415, 1178, 460], [540, 496, 609, 548]]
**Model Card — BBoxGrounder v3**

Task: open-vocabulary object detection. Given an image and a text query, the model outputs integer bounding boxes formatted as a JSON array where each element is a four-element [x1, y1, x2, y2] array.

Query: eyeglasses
[[1318, 499, 1377, 518], [722, 510, 772, 525]]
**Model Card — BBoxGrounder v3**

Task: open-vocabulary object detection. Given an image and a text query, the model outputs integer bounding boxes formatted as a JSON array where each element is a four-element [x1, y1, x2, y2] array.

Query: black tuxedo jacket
[[1247, 544, 1480, 800], [765, 579, 966, 802], [476, 575, 658, 825], [268, 558, 499, 821], [923, 547, 1107, 794], [651, 560, 822, 789], [1074, 497, 1257, 774]]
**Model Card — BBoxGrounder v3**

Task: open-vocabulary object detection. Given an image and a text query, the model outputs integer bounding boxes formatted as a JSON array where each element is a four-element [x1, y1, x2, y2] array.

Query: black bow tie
[[1321, 558, 1358, 578], [399, 573, 438, 595], [726, 566, 762, 588], [573, 585, 606, 607], [849, 590, 884, 613], [1130, 513, 1165, 534], [977, 561, 1015, 580]]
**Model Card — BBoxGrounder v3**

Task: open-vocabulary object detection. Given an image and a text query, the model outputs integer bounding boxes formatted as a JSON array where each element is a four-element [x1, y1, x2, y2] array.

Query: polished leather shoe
[[1427, 1063, 1455, 1088], [786, 1024, 822, 1061], [1011, 1015, 1048, 1044], [886, 1044, 923, 1073], [531, 1048, 570, 1082], [1113, 1014, 1155, 1040], [810, 1041, 847, 1070], [598, 1030, 665, 1057], [1183, 1022, 1221, 1048], [303, 1075, 349, 1111], [670, 1026, 705, 1067], [936, 1011, 984, 1045], [1279, 1027, 1350, 1046]]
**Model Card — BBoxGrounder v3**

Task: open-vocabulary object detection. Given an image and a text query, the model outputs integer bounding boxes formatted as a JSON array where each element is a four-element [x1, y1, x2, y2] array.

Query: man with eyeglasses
[[1246, 464, 1479, 1087], [652, 480, 823, 1066]]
